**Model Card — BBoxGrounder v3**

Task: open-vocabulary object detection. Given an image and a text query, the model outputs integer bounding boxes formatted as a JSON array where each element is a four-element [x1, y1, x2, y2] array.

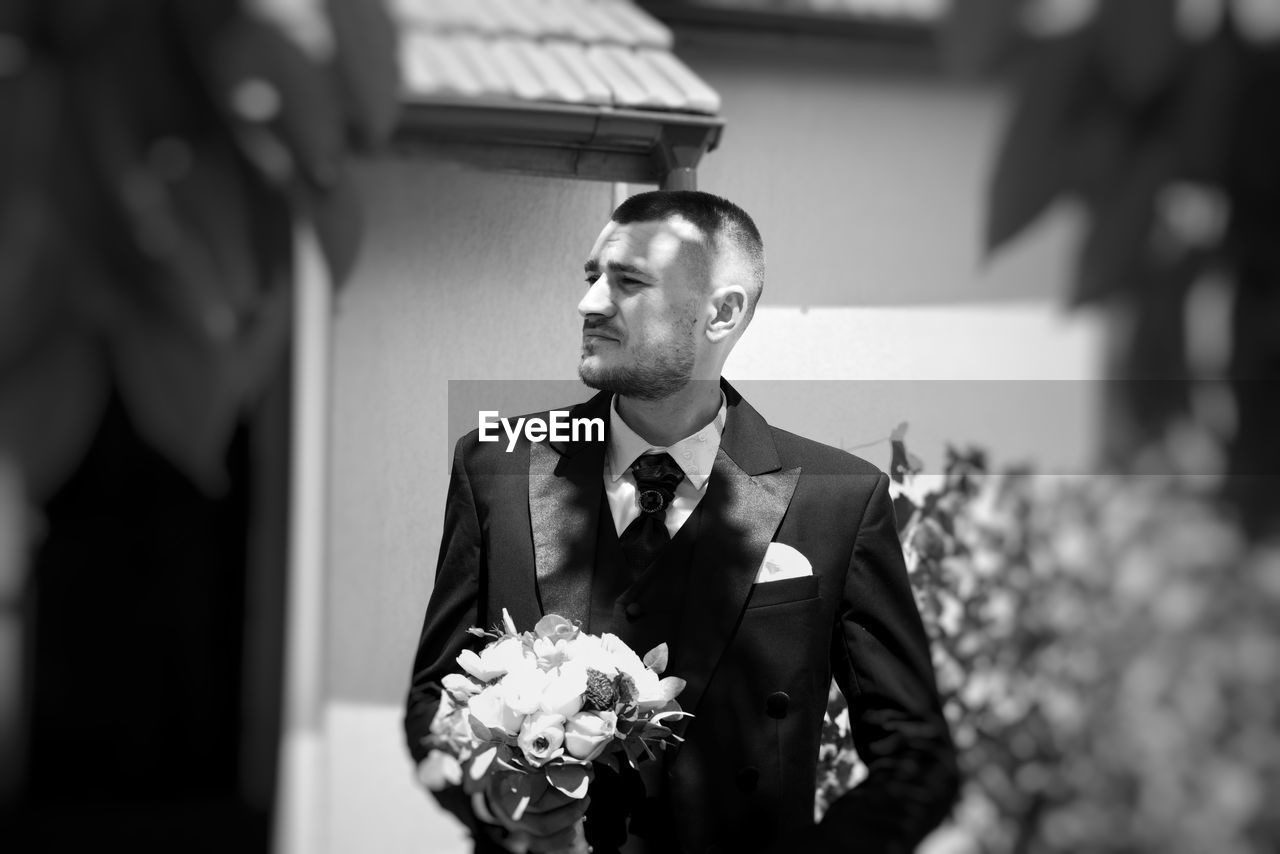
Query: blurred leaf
[[167, 139, 267, 312], [209, 13, 345, 191], [985, 36, 1090, 254], [1068, 112, 1131, 205], [1114, 256, 1198, 441], [0, 59, 67, 369], [102, 277, 290, 495], [1074, 145, 1172, 304], [0, 323, 109, 502], [326, 0, 400, 147], [106, 299, 241, 495], [0, 197, 62, 371], [1171, 36, 1238, 185], [304, 171, 363, 285], [940, 0, 1027, 76], [1097, 0, 1183, 104]]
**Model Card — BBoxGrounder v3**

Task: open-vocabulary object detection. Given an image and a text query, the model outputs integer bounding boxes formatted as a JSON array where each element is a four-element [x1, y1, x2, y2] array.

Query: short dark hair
[[611, 190, 765, 318]]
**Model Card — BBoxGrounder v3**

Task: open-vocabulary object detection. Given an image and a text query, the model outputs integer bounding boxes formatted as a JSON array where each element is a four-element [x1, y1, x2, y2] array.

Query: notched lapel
[[528, 401, 607, 627], [671, 448, 801, 721]]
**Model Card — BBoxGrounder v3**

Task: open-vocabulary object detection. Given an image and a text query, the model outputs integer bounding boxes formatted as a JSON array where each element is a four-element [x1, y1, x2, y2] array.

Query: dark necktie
[[618, 453, 685, 577]]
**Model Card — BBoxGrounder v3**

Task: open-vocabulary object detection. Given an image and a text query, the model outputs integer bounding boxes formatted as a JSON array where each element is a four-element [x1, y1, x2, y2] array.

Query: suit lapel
[[669, 382, 800, 720], [529, 391, 611, 626]]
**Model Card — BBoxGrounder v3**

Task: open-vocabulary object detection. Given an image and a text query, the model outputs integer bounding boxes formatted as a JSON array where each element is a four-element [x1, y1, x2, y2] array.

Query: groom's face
[[577, 216, 710, 401]]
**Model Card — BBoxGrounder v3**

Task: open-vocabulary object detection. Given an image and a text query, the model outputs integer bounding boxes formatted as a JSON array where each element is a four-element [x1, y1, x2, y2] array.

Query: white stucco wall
[[319, 46, 1102, 854]]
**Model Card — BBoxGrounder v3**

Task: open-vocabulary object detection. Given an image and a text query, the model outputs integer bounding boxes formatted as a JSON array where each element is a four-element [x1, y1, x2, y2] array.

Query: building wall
[[321, 38, 1102, 854]]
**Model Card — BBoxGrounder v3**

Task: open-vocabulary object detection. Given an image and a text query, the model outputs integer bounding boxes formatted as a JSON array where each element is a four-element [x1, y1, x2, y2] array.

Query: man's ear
[[706, 286, 748, 342]]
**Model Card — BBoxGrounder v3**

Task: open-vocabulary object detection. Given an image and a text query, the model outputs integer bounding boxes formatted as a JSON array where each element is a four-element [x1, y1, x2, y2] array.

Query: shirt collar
[[606, 392, 727, 490]]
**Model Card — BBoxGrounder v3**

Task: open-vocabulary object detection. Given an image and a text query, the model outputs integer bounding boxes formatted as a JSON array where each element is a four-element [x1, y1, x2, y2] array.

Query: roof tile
[[396, 0, 720, 115], [452, 35, 517, 98], [509, 38, 591, 104], [544, 40, 616, 105], [640, 48, 722, 114], [585, 44, 659, 109]]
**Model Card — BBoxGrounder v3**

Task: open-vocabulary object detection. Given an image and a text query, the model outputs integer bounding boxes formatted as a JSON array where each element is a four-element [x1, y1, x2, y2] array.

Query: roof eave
[[393, 97, 725, 190]]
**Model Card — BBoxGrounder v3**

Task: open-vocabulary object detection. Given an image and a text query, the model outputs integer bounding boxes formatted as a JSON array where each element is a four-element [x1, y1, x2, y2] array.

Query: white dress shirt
[[604, 393, 727, 538]]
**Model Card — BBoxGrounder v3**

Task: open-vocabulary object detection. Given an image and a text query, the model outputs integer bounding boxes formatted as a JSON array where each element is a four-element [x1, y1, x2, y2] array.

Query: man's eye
[[584, 275, 599, 285]]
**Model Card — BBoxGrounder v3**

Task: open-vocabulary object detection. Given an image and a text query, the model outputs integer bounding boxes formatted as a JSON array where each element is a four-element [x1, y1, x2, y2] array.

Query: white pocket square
[[754, 542, 812, 583]]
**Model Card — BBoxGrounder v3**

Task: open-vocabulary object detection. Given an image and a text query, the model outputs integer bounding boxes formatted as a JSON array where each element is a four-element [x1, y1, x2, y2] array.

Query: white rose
[[458, 636, 532, 682], [564, 634, 617, 676], [564, 711, 618, 761], [540, 661, 587, 718], [468, 682, 525, 735], [517, 712, 567, 767], [502, 666, 551, 717], [442, 673, 482, 703]]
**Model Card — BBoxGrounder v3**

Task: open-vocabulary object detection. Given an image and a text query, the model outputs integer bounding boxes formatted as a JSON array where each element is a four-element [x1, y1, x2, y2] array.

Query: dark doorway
[[11, 388, 288, 854]]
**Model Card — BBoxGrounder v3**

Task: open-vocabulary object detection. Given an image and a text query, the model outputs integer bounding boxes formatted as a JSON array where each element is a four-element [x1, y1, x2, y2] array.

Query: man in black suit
[[405, 191, 958, 853]]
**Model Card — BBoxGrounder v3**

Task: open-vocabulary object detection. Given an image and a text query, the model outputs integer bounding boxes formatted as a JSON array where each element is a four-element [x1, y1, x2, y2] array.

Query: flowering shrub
[[816, 432, 1280, 852]]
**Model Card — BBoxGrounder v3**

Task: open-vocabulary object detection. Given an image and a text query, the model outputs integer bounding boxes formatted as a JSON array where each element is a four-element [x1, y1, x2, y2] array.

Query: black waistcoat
[[584, 491, 702, 854]]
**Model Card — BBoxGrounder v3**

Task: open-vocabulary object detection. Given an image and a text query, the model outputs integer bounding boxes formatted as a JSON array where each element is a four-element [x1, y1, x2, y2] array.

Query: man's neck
[[615, 380, 723, 447]]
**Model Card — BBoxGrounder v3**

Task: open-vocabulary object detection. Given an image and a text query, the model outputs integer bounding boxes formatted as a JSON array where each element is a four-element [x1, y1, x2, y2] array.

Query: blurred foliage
[[940, 0, 1280, 532], [817, 428, 1280, 852], [0, 0, 398, 500]]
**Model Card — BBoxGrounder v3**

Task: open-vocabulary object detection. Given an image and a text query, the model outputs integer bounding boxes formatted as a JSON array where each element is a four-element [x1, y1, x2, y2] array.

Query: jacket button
[[736, 766, 759, 792], [625, 602, 644, 620], [765, 691, 789, 719]]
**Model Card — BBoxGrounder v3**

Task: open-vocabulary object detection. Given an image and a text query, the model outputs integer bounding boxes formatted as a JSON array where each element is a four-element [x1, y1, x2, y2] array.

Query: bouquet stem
[[546, 817, 589, 854]]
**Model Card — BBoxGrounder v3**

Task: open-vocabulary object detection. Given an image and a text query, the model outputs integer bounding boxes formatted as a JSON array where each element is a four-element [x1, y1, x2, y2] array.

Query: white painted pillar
[[274, 222, 333, 854]]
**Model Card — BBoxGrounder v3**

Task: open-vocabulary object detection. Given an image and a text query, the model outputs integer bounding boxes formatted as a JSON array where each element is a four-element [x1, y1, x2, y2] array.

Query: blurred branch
[[0, 0, 398, 502]]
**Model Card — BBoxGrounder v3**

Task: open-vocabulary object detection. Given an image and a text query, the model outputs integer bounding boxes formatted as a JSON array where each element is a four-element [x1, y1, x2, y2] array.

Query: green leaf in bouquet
[[468, 715, 492, 743], [622, 737, 645, 766], [469, 745, 498, 782], [647, 707, 689, 725], [508, 772, 535, 821], [642, 643, 668, 675], [596, 750, 622, 775], [546, 763, 592, 799], [493, 743, 523, 774], [656, 676, 685, 702]]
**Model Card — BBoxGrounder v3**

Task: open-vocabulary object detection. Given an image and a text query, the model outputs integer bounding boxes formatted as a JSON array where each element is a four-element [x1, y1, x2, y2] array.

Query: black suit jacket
[[405, 381, 959, 853]]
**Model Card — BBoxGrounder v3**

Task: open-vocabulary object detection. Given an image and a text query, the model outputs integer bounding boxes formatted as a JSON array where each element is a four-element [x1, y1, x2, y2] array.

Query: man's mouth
[[583, 329, 618, 342]]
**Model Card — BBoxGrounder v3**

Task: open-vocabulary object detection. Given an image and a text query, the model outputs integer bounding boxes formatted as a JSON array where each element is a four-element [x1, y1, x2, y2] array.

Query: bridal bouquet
[[419, 610, 690, 849]]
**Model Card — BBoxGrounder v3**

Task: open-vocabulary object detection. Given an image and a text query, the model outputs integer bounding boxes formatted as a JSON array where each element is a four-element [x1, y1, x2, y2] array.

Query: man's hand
[[476, 770, 591, 854]]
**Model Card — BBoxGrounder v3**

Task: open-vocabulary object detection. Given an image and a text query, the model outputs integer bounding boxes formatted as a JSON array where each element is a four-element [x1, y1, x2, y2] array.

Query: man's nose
[[577, 276, 614, 318]]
